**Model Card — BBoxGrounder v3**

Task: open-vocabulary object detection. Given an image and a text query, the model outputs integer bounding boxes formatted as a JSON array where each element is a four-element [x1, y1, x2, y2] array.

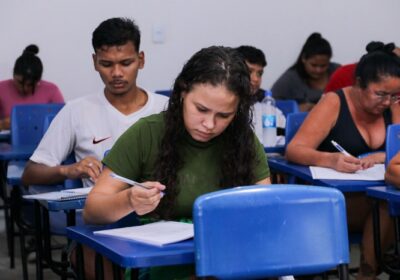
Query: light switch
[[152, 24, 165, 44]]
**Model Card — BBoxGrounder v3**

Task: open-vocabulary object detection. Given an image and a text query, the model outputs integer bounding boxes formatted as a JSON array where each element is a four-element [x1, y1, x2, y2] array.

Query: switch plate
[[152, 24, 165, 44]]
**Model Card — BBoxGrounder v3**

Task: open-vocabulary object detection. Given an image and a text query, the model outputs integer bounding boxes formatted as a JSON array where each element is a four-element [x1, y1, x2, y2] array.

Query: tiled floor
[[0, 210, 61, 279]]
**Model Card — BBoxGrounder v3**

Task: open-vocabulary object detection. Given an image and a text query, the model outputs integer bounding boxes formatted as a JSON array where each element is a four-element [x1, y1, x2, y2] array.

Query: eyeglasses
[[372, 90, 400, 104]]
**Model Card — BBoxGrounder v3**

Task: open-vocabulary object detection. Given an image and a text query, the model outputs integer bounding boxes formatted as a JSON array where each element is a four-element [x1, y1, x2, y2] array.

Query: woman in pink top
[[0, 44, 64, 129]]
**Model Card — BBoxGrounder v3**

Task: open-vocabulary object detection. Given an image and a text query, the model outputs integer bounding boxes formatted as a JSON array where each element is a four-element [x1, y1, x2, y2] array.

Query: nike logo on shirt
[[92, 136, 111, 144]]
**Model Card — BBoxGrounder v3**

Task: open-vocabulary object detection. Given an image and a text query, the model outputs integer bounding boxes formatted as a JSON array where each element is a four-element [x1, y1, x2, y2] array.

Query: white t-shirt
[[30, 89, 169, 187]]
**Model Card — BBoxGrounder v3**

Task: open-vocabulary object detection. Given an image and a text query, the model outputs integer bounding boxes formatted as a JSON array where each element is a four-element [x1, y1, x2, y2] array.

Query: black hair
[[291, 32, 332, 81], [236, 45, 267, 67], [355, 41, 400, 89], [153, 46, 257, 219], [92, 17, 141, 52], [13, 44, 43, 91]]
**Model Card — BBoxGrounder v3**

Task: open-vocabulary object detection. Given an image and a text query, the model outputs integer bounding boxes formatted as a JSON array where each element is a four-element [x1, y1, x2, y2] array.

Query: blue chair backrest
[[155, 90, 172, 97], [385, 124, 400, 167], [193, 185, 349, 279], [41, 112, 83, 189], [285, 112, 308, 146], [11, 103, 64, 147], [276, 99, 300, 117], [42, 113, 57, 135]]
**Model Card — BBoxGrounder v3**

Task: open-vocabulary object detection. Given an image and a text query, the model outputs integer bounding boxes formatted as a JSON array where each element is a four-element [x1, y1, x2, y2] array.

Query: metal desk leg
[[372, 199, 400, 276], [95, 252, 104, 280], [76, 243, 85, 280], [34, 200, 43, 280]]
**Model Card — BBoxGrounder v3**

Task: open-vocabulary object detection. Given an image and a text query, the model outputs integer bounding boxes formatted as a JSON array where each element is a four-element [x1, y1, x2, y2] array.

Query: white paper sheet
[[94, 221, 194, 246], [309, 164, 384, 181], [23, 187, 92, 201]]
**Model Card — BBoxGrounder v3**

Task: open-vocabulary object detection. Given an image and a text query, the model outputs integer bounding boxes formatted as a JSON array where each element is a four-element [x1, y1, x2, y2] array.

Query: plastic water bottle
[[262, 90, 277, 147]]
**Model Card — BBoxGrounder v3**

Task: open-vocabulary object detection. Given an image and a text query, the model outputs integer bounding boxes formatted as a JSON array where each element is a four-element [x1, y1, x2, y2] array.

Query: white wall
[[1, 0, 399, 101]]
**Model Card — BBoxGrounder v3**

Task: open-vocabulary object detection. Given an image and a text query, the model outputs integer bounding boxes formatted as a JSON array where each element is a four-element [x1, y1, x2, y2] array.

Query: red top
[[0, 79, 64, 118], [324, 63, 357, 93]]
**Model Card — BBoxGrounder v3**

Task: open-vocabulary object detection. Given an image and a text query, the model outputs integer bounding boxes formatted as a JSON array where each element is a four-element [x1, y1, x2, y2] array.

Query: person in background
[[286, 43, 400, 280], [236, 45, 285, 141], [22, 17, 168, 189], [271, 33, 340, 111], [0, 44, 64, 129], [325, 42, 400, 93], [84, 46, 271, 279], [236, 45, 268, 102]]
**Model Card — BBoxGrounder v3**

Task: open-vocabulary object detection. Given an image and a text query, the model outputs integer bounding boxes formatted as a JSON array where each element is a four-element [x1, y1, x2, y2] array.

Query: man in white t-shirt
[[22, 18, 168, 188]]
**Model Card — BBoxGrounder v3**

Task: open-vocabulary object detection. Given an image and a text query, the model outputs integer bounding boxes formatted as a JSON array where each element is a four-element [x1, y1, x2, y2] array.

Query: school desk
[[367, 186, 400, 277]]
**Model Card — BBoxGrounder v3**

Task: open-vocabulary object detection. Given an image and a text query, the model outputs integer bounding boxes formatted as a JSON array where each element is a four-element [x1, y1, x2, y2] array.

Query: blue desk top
[[264, 145, 284, 154], [268, 156, 384, 192], [26, 185, 86, 211], [367, 186, 400, 203], [44, 198, 86, 211], [0, 130, 10, 142], [0, 143, 36, 161], [366, 186, 400, 217], [6, 160, 26, 185], [67, 225, 194, 268]]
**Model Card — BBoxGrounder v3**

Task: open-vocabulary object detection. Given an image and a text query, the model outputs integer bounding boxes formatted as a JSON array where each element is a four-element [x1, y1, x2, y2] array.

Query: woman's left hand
[[359, 152, 385, 169]]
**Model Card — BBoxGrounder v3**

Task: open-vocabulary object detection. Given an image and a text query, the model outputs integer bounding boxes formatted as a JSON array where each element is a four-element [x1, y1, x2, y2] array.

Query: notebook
[[23, 187, 92, 201], [94, 221, 194, 246], [309, 164, 385, 181]]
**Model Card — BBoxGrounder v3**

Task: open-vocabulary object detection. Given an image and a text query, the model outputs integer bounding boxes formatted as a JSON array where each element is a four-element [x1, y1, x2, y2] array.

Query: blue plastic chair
[[285, 112, 308, 147], [1, 104, 64, 271], [385, 124, 400, 167], [276, 99, 300, 117], [194, 184, 350, 279], [10, 103, 64, 146], [383, 123, 400, 217], [155, 89, 172, 97]]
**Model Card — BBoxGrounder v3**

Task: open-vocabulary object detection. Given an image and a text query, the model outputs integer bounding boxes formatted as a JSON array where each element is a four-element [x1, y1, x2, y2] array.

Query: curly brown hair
[[153, 46, 257, 219]]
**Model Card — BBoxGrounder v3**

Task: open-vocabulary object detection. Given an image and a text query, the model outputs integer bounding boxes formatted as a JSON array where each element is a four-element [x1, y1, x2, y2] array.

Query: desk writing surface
[[367, 186, 400, 203], [268, 157, 384, 192], [26, 185, 86, 211], [0, 143, 36, 160], [67, 225, 194, 268], [0, 130, 10, 142], [310, 164, 385, 181], [264, 145, 284, 154], [40, 198, 86, 211], [6, 160, 26, 185]]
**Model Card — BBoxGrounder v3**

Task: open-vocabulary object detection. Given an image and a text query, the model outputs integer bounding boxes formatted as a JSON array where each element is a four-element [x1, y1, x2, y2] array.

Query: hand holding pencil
[[111, 173, 166, 215], [330, 140, 363, 173]]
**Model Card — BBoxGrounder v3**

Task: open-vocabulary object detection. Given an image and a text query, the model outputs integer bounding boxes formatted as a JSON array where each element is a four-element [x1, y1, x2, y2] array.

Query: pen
[[110, 173, 165, 195], [330, 140, 352, 157]]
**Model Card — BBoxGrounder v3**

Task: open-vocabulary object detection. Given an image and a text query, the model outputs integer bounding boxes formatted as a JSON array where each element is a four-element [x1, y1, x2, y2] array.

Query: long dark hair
[[290, 32, 332, 82], [153, 46, 256, 219]]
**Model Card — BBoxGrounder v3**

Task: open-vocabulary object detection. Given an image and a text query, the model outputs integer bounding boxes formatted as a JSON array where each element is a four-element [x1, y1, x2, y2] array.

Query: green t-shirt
[[103, 112, 270, 218]]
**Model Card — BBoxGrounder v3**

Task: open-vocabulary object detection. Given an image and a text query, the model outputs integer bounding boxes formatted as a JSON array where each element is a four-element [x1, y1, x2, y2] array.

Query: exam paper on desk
[[94, 221, 194, 247], [310, 164, 384, 181]]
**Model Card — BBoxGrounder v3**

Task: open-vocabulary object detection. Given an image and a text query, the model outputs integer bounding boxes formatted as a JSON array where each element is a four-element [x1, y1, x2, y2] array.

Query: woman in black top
[[286, 42, 400, 280]]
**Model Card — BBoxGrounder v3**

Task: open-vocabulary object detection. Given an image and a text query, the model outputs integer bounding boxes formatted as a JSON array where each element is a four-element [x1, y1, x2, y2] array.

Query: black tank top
[[317, 89, 392, 156]]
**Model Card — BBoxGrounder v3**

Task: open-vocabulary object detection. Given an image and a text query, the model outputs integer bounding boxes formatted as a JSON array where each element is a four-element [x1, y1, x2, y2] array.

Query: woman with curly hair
[[83, 46, 270, 279]]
